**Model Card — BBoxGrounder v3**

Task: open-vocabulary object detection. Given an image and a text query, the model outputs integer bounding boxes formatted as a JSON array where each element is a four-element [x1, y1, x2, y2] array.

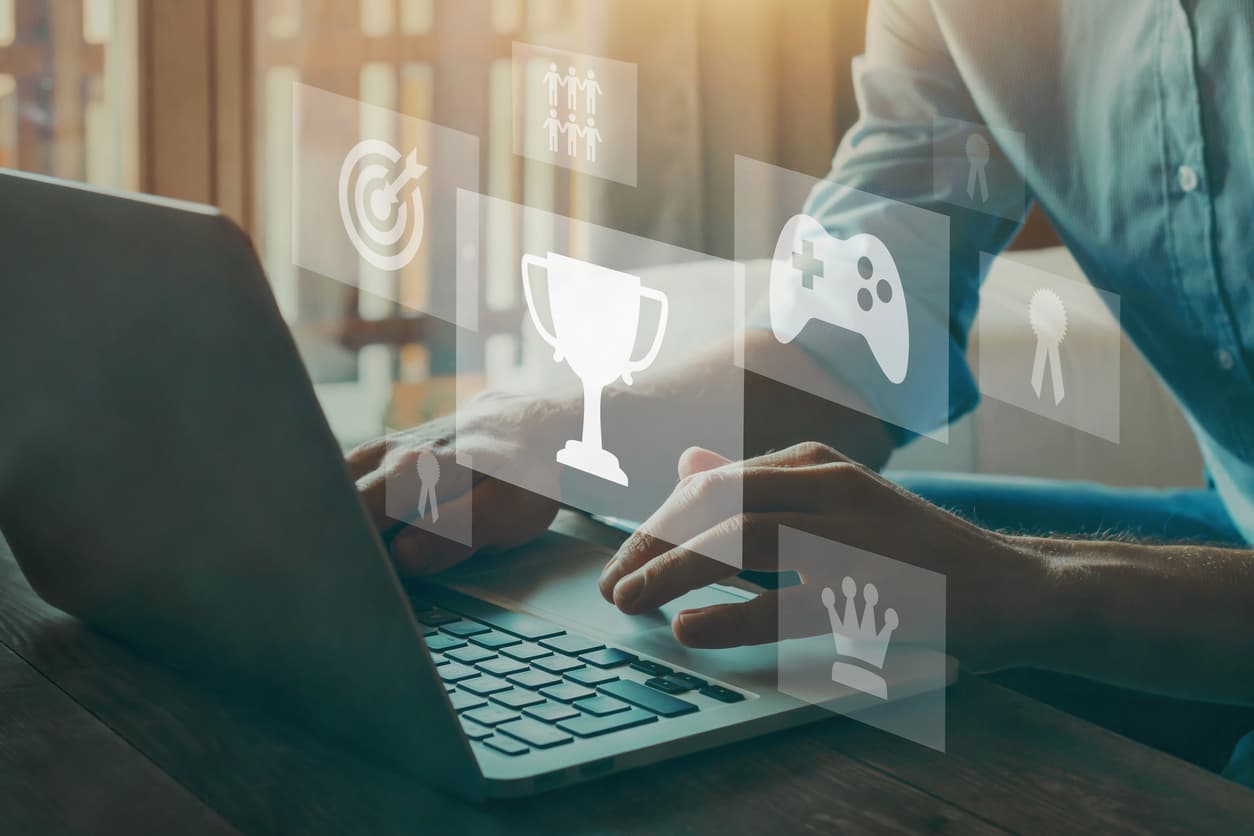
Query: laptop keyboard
[[408, 593, 750, 759]]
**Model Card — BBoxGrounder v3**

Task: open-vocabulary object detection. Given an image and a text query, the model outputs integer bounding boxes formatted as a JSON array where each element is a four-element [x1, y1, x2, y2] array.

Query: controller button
[[857, 256, 874, 280], [857, 288, 874, 312], [877, 279, 893, 303]]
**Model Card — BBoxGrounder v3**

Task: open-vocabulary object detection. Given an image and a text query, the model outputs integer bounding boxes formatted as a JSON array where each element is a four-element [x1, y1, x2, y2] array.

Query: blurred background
[[0, 0, 1202, 486]]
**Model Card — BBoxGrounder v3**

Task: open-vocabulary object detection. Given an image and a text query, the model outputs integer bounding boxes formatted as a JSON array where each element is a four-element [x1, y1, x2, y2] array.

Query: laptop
[[0, 169, 952, 800]]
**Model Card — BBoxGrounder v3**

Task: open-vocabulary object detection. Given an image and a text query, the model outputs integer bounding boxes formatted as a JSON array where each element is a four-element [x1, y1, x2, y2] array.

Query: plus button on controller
[[768, 214, 910, 384]]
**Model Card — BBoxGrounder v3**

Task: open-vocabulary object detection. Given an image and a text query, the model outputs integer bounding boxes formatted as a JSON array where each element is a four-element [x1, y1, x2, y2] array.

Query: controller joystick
[[768, 214, 910, 384]]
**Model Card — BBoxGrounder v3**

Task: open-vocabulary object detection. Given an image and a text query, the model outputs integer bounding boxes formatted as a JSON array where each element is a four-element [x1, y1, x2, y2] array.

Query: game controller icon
[[769, 214, 910, 384]]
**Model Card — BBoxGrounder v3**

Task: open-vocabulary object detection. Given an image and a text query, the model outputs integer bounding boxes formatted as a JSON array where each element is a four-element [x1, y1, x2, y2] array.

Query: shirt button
[[1178, 164, 1199, 193], [1217, 348, 1236, 371]]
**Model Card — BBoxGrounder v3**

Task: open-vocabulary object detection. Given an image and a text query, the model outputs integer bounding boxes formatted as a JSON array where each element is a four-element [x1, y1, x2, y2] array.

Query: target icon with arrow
[[338, 139, 427, 272]]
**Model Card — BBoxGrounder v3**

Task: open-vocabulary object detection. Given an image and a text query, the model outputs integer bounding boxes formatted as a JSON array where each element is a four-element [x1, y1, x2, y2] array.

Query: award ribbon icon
[[1028, 288, 1068, 405], [416, 450, 440, 523]]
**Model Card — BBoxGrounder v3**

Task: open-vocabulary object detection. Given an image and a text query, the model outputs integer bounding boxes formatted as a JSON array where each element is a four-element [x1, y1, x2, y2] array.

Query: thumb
[[677, 446, 734, 480]]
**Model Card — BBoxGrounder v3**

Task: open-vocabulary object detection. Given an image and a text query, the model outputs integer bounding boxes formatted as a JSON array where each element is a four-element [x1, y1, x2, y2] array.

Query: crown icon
[[820, 577, 899, 699]]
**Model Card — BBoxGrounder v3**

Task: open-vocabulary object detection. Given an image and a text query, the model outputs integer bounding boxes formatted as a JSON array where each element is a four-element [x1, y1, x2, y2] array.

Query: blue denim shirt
[[802, 0, 1254, 542]]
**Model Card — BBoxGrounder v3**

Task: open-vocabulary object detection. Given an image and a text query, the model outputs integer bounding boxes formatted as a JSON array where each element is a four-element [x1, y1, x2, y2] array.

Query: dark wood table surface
[[3, 532, 1254, 836]]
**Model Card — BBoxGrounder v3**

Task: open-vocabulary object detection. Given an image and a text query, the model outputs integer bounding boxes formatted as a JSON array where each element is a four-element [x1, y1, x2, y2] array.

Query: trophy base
[[831, 661, 888, 700], [556, 441, 629, 486]]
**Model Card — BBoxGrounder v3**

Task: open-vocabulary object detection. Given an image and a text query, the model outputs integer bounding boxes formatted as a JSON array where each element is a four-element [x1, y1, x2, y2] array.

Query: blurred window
[[0, 0, 137, 188]]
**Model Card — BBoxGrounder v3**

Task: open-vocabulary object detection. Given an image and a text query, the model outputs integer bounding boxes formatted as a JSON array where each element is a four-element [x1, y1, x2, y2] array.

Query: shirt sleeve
[[760, 0, 1030, 446]]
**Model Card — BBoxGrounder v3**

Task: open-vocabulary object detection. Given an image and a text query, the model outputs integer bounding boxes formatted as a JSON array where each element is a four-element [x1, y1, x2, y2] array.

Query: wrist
[[1000, 534, 1085, 671]]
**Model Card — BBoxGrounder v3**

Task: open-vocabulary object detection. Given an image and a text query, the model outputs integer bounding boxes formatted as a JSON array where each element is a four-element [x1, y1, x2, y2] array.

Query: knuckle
[[678, 468, 729, 506], [623, 528, 662, 559], [346, 437, 386, 464], [828, 460, 872, 482], [793, 441, 839, 463]]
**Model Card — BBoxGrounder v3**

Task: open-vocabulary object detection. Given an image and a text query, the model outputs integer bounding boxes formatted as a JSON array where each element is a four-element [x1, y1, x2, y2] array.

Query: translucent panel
[[976, 253, 1122, 442], [512, 41, 638, 187], [456, 193, 747, 565]]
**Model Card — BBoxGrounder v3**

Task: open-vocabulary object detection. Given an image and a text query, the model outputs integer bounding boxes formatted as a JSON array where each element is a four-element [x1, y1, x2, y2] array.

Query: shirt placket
[[1159, 0, 1249, 381]]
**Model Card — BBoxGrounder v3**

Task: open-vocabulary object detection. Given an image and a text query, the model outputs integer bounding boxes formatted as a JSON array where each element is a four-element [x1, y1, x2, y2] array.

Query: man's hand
[[598, 442, 1047, 671], [347, 392, 565, 576]]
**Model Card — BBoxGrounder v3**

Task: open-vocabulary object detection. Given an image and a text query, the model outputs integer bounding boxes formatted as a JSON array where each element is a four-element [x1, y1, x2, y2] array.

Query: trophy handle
[[521, 253, 563, 362], [621, 286, 669, 385]]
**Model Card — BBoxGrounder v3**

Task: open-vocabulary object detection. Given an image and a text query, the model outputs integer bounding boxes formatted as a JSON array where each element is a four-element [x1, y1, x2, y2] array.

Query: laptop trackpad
[[433, 531, 778, 680]]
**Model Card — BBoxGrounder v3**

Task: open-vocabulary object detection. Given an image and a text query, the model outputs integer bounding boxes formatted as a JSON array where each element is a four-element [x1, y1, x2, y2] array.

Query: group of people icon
[[542, 62, 604, 163]]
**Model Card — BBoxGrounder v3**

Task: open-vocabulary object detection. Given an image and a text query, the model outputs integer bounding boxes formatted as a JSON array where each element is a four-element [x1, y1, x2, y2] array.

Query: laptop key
[[448, 689, 487, 712], [413, 607, 461, 627], [500, 642, 552, 662], [646, 676, 692, 695], [425, 633, 467, 653], [700, 685, 746, 703], [460, 717, 494, 740], [463, 705, 520, 727], [422, 626, 438, 637], [438, 662, 480, 683], [476, 657, 528, 678], [565, 667, 618, 688], [497, 718, 573, 749], [451, 603, 566, 641], [459, 675, 511, 696], [468, 630, 522, 650], [540, 634, 606, 656], [523, 701, 580, 724], [491, 688, 545, 710], [506, 669, 562, 690], [533, 655, 584, 675], [557, 708, 658, 738], [629, 660, 673, 677], [580, 648, 637, 669], [573, 695, 631, 717], [442, 620, 491, 638], [666, 672, 708, 690], [540, 682, 597, 703], [482, 736, 529, 756], [445, 645, 497, 665], [601, 680, 699, 718]]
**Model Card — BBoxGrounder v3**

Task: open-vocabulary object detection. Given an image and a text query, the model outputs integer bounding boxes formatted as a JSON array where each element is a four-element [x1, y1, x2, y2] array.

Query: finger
[[611, 508, 863, 614], [671, 585, 827, 648], [677, 446, 733, 480], [612, 512, 778, 614], [599, 460, 871, 602], [345, 436, 388, 481], [639, 442, 849, 551]]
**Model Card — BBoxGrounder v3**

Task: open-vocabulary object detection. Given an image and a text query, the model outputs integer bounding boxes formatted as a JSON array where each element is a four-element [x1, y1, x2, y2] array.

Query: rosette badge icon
[[1028, 288, 1068, 405]]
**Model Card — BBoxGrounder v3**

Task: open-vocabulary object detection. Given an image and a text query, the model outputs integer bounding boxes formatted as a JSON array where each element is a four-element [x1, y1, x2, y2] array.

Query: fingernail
[[598, 559, 618, 586], [672, 611, 700, 644], [614, 572, 645, 611]]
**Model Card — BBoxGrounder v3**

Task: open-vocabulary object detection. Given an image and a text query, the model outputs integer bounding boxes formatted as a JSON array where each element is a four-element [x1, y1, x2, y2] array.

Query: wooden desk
[[3, 535, 1253, 836]]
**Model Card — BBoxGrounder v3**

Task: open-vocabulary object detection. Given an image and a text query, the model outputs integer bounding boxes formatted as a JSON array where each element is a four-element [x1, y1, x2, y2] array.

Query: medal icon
[[416, 450, 440, 523], [1028, 288, 1067, 405]]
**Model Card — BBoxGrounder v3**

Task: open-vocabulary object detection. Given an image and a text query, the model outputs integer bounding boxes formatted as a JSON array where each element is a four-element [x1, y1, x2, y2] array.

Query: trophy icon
[[521, 252, 669, 486]]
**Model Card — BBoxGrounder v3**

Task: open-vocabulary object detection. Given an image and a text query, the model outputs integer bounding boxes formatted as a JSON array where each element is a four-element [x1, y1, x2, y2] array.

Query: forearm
[[1025, 536, 1254, 704]]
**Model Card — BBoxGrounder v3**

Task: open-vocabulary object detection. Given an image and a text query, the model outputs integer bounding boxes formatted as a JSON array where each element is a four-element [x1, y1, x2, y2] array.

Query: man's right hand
[[346, 392, 565, 577]]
